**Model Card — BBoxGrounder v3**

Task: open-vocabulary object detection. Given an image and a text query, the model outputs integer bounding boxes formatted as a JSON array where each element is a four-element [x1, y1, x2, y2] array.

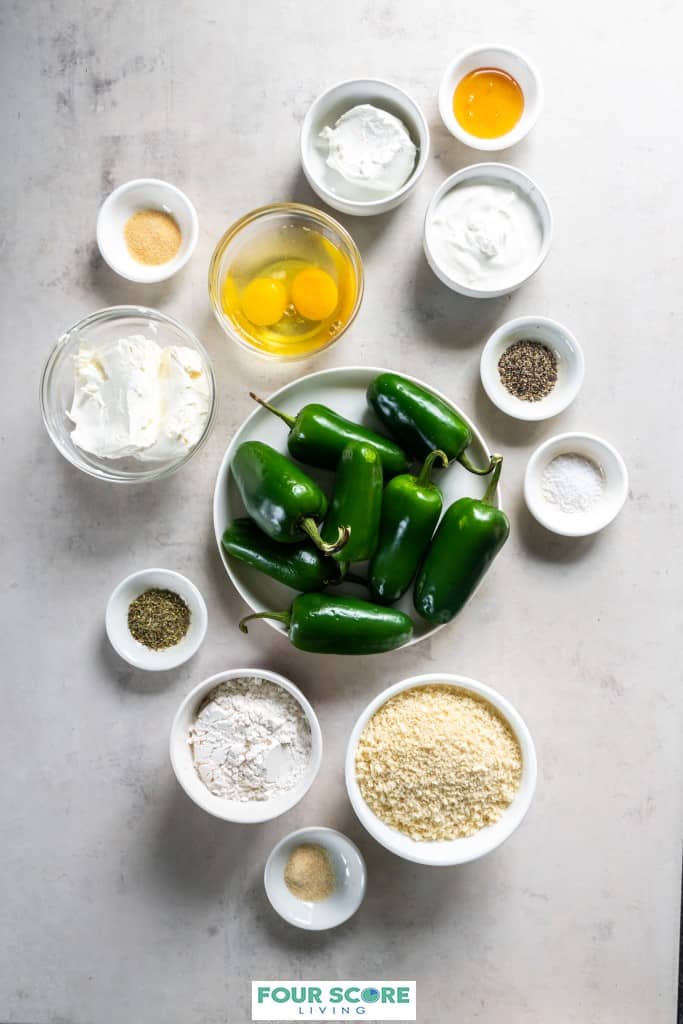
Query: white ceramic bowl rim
[[300, 77, 430, 208], [40, 304, 217, 483], [169, 668, 323, 823], [423, 163, 553, 298], [438, 44, 544, 151], [345, 673, 537, 866], [480, 315, 585, 422]]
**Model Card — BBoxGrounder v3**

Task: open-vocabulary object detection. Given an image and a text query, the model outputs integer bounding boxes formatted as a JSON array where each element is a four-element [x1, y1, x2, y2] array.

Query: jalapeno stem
[[457, 451, 498, 476], [249, 392, 296, 429], [416, 449, 449, 486], [239, 609, 291, 633], [482, 455, 504, 505], [300, 517, 351, 554]]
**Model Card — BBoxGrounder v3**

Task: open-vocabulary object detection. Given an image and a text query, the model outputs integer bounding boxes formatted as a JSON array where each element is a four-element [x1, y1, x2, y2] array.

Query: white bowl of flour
[[170, 669, 322, 823]]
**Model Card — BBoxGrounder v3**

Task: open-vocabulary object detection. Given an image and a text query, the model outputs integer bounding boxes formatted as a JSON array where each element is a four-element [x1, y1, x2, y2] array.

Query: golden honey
[[453, 67, 524, 139]]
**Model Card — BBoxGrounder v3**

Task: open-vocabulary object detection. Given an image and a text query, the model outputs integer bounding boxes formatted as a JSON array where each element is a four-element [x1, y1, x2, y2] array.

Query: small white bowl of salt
[[524, 432, 628, 537]]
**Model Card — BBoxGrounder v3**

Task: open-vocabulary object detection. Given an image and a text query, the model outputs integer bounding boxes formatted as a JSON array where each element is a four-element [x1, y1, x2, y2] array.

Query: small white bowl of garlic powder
[[170, 668, 322, 823]]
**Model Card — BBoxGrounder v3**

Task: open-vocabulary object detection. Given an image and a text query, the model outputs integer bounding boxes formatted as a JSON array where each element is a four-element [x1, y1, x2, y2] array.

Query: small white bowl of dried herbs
[[105, 567, 207, 671]]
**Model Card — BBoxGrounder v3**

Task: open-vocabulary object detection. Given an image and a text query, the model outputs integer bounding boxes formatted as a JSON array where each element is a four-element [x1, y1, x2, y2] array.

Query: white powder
[[541, 452, 605, 513], [189, 677, 312, 801]]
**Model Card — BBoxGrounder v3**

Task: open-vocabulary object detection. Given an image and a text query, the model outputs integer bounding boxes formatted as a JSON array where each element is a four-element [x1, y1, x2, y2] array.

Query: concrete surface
[[1, 1, 681, 1022]]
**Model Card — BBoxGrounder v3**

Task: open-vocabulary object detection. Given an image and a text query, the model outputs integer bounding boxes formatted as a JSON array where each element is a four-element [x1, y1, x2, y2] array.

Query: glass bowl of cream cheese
[[424, 163, 553, 298], [40, 305, 216, 483]]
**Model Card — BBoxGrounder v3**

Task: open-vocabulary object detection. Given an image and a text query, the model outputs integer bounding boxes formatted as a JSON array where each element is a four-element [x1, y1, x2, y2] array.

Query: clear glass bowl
[[208, 203, 364, 360], [40, 305, 216, 483]]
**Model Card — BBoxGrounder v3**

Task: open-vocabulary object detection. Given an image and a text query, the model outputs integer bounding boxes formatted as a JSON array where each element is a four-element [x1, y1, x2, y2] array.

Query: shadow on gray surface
[[97, 630, 182, 695], [410, 255, 512, 351], [150, 781, 259, 902], [514, 494, 600, 562], [85, 241, 186, 308], [472, 385, 550, 451]]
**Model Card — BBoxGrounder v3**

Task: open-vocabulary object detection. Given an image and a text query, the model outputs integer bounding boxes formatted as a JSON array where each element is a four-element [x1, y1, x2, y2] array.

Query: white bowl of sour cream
[[423, 164, 552, 298], [301, 79, 430, 216]]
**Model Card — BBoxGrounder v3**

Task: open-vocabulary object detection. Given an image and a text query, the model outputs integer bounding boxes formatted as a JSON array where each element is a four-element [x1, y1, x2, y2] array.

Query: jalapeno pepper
[[414, 456, 509, 625], [231, 441, 349, 554], [322, 442, 383, 564], [369, 449, 448, 604], [239, 593, 413, 654], [250, 392, 409, 477], [221, 518, 343, 592], [367, 372, 495, 475]]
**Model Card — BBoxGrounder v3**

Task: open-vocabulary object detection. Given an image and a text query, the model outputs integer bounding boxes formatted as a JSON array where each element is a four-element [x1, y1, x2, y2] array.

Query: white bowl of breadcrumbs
[[346, 674, 537, 866]]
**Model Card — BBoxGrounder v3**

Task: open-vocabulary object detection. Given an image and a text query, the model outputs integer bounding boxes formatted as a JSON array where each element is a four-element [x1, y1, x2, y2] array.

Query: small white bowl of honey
[[439, 45, 543, 152]]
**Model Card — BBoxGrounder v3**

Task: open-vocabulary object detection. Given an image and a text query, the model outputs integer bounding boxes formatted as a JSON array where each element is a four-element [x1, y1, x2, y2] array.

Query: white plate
[[213, 366, 501, 650]]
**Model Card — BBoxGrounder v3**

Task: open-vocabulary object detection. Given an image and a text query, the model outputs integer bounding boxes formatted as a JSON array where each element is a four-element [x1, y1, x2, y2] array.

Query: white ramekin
[[300, 78, 430, 216], [480, 316, 585, 421], [524, 433, 628, 537], [170, 668, 322, 823], [423, 163, 553, 298], [439, 44, 543, 152]]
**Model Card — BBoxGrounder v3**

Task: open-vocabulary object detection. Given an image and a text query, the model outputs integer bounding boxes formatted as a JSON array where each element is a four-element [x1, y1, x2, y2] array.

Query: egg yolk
[[291, 267, 339, 321], [453, 67, 524, 139], [241, 277, 288, 327]]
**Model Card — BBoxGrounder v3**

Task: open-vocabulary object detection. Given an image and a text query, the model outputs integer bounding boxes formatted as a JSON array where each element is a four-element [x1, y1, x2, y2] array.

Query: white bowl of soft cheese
[[41, 305, 216, 483], [170, 669, 323, 823], [301, 79, 430, 216], [424, 163, 553, 298]]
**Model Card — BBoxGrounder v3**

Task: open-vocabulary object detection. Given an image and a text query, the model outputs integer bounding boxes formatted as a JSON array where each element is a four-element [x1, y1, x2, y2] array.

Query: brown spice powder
[[124, 209, 182, 265], [284, 844, 336, 902]]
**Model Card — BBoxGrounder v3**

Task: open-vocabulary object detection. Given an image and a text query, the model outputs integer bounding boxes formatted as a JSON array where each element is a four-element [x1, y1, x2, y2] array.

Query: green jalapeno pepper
[[231, 441, 349, 554], [367, 372, 495, 475], [414, 456, 509, 625], [322, 442, 383, 564], [221, 518, 344, 592], [250, 392, 409, 477], [239, 593, 414, 655], [369, 449, 448, 605]]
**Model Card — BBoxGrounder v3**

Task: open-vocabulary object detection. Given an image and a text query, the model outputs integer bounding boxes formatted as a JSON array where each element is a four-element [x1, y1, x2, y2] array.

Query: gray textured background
[[1, 1, 681, 1022]]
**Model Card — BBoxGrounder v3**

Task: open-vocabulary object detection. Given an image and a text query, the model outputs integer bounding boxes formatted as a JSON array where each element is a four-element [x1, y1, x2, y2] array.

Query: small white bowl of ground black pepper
[[105, 568, 207, 670], [480, 316, 584, 421]]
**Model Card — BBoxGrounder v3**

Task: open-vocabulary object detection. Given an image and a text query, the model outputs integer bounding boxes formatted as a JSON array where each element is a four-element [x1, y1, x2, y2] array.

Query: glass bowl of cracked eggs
[[40, 304, 216, 483]]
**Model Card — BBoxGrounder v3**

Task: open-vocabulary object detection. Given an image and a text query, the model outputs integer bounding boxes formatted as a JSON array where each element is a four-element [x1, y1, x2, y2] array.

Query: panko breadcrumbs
[[355, 685, 522, 841]]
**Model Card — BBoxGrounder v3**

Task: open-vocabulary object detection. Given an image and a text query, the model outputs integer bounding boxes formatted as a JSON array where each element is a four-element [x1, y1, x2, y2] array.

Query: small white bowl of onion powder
[[96, 178, 199, 284], [105, 567, 207, 670], [480, 316, 584, 421], [264, 826, 366, 930], [346, 674, 537, 867]]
